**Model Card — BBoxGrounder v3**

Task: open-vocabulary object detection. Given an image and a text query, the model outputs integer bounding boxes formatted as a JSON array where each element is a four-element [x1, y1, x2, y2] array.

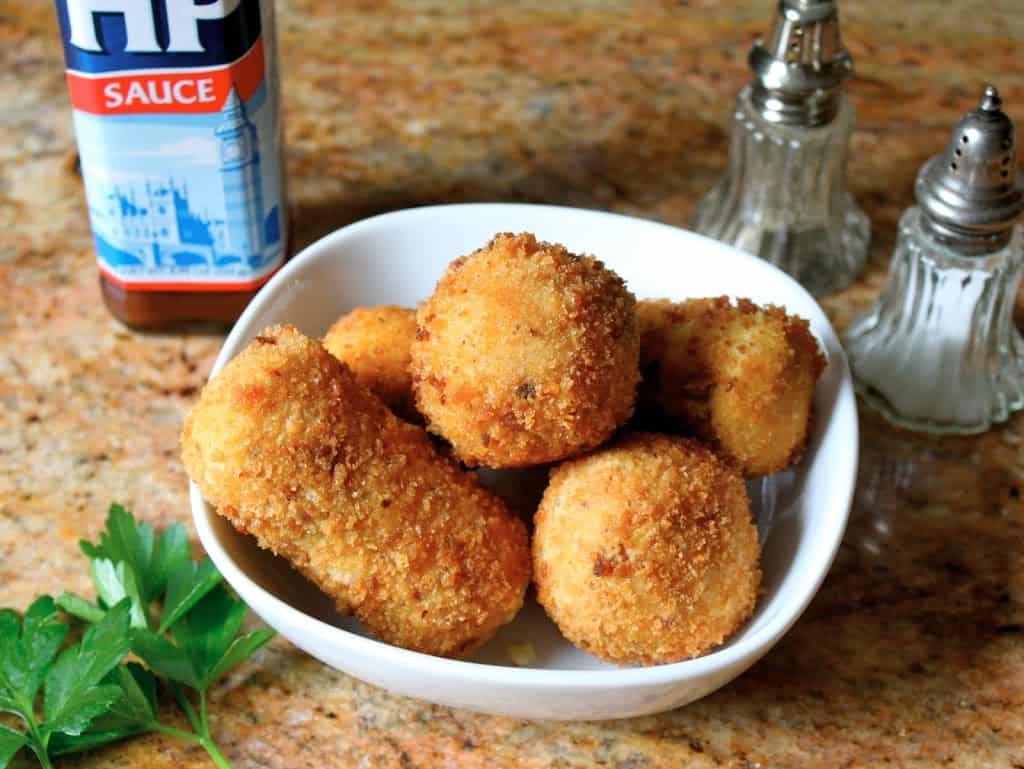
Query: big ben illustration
[[215, 87, 264, 259]]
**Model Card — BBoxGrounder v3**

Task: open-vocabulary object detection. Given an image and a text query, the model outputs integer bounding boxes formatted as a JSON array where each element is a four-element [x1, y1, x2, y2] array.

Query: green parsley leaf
[[70, 502, 276, 769], [105, 663, 159, 727], [43, 600, 132, 737], [159, 558, 222, 634], [168, 585, 246, 689], [90, 560, 147, 629], [0, 724, 27, 769], [134, 584, 273, 693], [49, 664, 158, 757], [81, 505, 193, 608], [0, 597, 67, 722], [0, 611, 19, 718], [0, 596, 154, 768], [55, 593, 106, 626], [81, 505, 153, 590], [207, 628, 276, 686], [45, 686, 124, 740], [48, 729, 138, 759], [0, 503, 276, 769], [131, 629, 199, 689], [173, 584, 274, 689], [149, 523, 191, 600]]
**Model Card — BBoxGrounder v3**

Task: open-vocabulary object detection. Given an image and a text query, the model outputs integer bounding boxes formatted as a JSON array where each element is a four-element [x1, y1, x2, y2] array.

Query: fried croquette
[[181, 324, 531, 658], [323, 305, 419, 422], [637, 297, 826, 477], [410, 232, 640, 468], [533, 432, 760, 666]]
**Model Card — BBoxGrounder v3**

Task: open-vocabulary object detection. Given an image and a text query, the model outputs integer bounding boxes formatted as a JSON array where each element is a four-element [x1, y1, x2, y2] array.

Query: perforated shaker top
[[916, 85, 1024, 254], [748, 0, 853, 126]]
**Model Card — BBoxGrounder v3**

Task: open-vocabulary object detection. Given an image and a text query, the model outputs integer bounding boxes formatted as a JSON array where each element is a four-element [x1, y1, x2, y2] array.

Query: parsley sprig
[[0, 597, 133, 769], [0, 504, 274, 769]]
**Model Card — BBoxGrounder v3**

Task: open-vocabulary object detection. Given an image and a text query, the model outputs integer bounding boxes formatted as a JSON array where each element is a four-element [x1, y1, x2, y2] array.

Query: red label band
[[66, 37, 265, 116], [98, 263, 282, 292]]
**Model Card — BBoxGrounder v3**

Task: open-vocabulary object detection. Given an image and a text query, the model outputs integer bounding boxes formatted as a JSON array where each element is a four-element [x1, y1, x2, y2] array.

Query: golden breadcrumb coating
[[410, 232, 640, 468], [323, 305, 419, 422], [533, 432, 760, 666], [181, 325, 530, 658], [637, 297, 826, 477]]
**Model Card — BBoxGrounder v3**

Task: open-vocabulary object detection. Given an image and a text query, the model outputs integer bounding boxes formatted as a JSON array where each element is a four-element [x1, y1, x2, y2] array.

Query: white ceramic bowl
[[191, 203, 857, 721]]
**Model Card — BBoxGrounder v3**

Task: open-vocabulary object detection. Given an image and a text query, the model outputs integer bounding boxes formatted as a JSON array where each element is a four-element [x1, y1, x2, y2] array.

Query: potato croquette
[[637, 297, 826, 477], [533, 432, 760, 666], [411, 232, 640, 468], [181, 325, 531, 658], [323, 305, 419, 422]]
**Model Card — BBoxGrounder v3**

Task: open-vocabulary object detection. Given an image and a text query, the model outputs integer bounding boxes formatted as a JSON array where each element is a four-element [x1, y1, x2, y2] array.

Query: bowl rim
[[191, 202, 858, 687]]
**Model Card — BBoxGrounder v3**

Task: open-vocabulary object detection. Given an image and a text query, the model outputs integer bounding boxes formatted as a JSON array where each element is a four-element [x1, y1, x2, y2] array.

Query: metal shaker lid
[[748, 0, 853, 126], [916, 85, 1023, 255]]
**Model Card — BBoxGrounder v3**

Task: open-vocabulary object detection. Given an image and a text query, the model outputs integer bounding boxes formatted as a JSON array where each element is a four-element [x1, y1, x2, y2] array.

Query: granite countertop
[[2, 0, 1023, 766]]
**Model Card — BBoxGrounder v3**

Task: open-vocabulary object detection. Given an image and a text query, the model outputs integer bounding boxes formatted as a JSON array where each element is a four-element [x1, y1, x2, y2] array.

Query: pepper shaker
[[844, 86, 1024, 434], [692, 0, 870, 296]]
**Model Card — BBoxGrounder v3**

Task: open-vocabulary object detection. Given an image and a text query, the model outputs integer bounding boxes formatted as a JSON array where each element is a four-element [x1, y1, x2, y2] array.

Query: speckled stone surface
[[2, 1, 1024, 767]]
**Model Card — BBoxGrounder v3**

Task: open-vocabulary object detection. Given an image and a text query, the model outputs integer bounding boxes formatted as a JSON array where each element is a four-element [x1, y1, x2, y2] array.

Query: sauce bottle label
[[55, 0, 287, 291]]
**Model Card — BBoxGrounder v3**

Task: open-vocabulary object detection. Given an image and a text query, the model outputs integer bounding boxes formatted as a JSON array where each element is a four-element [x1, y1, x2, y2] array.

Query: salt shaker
[[844, 86, 1024, 435], [692, 0, 870, 296]]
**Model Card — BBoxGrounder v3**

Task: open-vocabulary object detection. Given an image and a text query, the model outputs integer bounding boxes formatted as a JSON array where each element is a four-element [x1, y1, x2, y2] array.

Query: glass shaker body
[[844, 208, 1024, 434], [693, 86, 870, 296]]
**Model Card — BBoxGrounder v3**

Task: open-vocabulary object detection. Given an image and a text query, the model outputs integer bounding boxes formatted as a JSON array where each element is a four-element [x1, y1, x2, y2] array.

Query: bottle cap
[[748, 0, 853, 126], [916, 85, 1023, 255]]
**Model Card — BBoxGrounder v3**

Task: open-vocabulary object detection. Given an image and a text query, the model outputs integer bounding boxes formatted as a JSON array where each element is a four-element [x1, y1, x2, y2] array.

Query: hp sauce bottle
[[54, 0, 288, 328]]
